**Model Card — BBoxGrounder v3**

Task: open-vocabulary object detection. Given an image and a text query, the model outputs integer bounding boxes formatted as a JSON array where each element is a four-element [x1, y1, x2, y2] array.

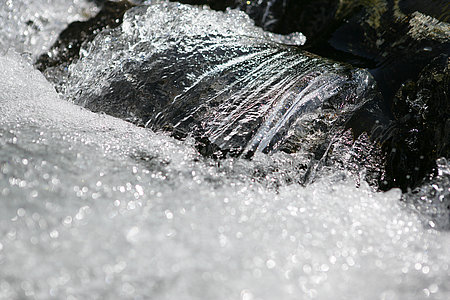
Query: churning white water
[[0, 0, 99, 59], [0, 1, 449, 299], [1, 49, 449, 300]]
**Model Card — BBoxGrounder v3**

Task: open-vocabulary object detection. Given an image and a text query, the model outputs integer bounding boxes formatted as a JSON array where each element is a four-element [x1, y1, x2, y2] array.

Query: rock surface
[[381, 54, 450, 190], [58, 2, 375, 166], [32, 0, 450, 192], [1, 1, 450, 298]]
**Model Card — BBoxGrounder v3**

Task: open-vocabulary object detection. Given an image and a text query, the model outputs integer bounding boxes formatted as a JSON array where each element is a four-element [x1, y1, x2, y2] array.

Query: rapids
[[0, 1, 449, 299]]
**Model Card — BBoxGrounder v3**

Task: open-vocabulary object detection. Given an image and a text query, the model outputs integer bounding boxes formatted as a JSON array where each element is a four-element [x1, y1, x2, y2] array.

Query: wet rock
[[332, 9, 449, 100], [328, 3, 450, 191], [403, 157, 450, 230], [380, 54, 449, 191], [398, 0, 450, 22], [58, 2, 376, 169], [173, 1, 449, 97], [36, 1, 448, 192], [236, 0, 340, 40]]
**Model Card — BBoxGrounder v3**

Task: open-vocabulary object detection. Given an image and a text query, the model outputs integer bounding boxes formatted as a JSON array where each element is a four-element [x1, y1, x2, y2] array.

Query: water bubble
[[266, 259, 276, 269]]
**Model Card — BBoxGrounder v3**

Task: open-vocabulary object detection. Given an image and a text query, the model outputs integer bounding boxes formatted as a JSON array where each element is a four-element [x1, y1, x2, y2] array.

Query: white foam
[[0, 52, 449, 300], [0, 0, 99, 59]]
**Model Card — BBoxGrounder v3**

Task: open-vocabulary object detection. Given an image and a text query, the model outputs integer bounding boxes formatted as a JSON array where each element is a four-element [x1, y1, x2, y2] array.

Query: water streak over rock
[[59, 2, 374, 164]]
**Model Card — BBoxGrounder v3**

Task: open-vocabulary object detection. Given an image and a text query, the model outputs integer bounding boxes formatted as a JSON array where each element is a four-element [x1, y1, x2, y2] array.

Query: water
[[59, 3, 370, 159], [404, 158, 450, 230], [0, 0, 99, 60], [1, 1, 450, 299]]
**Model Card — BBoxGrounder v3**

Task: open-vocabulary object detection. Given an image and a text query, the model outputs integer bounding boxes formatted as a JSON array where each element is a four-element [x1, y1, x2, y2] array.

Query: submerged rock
[[176, 1, 449, 98], [172, 1, 449, 64], [36, 1, 448, 192], [58, 2, 376, 166]]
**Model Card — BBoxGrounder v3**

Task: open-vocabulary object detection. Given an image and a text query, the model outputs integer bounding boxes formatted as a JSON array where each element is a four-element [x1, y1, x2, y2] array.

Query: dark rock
[[329, 8, 449, 100], [36, 1, 449, 192], [380, 54, 449, 191], [398, 0, 450, 22], [172, 1, 449, 97], [327, 3, 450, 191], [403, 157, 450, 230], [60, 3, 376, 167]]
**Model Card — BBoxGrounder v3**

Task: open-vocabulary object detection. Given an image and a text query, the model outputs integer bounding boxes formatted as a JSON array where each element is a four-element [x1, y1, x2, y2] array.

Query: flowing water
[[0, 1, 449, 299], [0, 0, 99, 59], [58, 3, 373, 160]]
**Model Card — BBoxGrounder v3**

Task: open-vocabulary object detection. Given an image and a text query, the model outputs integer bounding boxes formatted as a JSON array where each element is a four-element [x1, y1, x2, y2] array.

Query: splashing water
[[59, 3, 369, 157], [0, 0, 99, 59], [1, 1, 450, 299], [1, 51, 450, 300], [404, 158, 450, 230]]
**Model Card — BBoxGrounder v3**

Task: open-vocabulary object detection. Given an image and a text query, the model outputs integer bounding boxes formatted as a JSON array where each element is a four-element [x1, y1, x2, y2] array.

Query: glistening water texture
[[60, 3, 371, 156], [1, 50, 450, 299], [0, 0, 99, 60]]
